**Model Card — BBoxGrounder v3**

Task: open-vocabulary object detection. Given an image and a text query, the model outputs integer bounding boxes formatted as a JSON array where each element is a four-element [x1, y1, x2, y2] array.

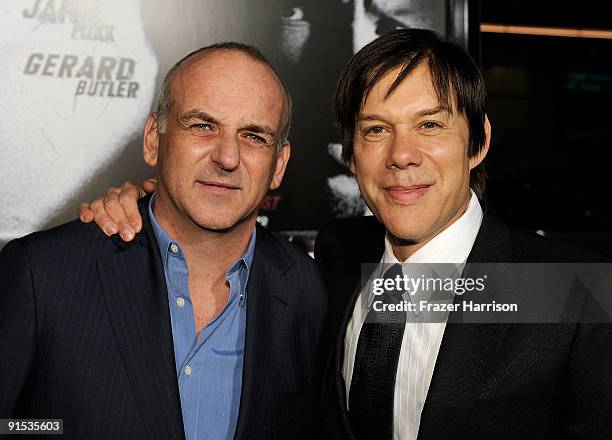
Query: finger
[[90, 197, 118, 237], [103, 189, 135, 242], [120, 181, 144, 233], [78, 203, 94, 223], [142, 178, 158, 195]]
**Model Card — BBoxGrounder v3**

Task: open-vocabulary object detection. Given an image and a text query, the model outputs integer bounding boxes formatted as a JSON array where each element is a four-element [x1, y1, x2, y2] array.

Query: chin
[[192, 215, 237, 232], [386, 225, 429, 244], [197, 222, 234, 232], [191, 207, 255, 233], [377, 208, 434, 243]]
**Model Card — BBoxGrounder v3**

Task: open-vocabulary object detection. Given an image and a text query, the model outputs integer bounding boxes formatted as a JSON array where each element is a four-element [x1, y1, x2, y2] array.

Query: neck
[[153, 192, 255, 273]]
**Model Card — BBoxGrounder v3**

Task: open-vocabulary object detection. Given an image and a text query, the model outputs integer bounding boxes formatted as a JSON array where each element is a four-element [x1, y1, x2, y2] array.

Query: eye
[[360, 125, 389, 142], [245, 133, 266, 143], [242, 132, 274, 148], [361, 125, 389, 139], [190, 123, 212, 132], [188, 123, 218, 137], [419, 121, 443, 131], [366, 126, 385, 134]]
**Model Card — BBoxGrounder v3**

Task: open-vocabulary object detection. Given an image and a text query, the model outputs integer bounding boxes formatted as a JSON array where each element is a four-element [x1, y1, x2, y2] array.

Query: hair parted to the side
[[155, 42, 292, 150], [334, 29, 488, 198]]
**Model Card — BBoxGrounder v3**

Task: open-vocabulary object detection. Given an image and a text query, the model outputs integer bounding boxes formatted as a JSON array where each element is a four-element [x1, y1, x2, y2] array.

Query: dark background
[[2, 0, 610, 258], [478, 0, 612, 256]]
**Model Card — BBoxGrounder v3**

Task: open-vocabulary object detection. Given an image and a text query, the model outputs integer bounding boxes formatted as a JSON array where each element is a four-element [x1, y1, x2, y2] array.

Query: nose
[[210, 131, 240, 171], [386, 129, 423, 170]]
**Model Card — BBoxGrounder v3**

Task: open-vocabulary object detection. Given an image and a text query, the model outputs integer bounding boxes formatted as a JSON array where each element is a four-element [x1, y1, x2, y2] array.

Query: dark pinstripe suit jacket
[[0, 197, 327, 439], [314, 210, 612, 440]]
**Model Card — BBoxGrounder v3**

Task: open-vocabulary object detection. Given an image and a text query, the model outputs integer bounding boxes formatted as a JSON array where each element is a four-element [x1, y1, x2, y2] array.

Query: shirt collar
[[383, 190, 483, 265], [148, 193, 256, 299], [149, 193, 176, 264]]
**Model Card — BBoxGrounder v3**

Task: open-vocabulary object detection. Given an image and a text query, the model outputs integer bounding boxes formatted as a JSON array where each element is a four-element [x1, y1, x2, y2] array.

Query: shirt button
[[176, 297, 185, 307], [184, 365, 192, 376], [170, 243, 179, 254]]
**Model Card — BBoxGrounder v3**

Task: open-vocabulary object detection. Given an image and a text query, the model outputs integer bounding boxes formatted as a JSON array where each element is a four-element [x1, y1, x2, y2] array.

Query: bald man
[[0, 43, 326, 440]]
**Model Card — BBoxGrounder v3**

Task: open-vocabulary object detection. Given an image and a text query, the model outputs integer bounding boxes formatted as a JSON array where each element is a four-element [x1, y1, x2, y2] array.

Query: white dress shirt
[[343, 191, 483, 440]]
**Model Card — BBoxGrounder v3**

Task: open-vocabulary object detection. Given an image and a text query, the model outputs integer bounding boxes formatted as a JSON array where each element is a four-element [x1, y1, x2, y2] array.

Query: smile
[[383, 184, 432, 204]]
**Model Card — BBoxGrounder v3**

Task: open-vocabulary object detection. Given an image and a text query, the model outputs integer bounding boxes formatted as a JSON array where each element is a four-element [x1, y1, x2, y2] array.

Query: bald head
[[155, 42, 292, 149]]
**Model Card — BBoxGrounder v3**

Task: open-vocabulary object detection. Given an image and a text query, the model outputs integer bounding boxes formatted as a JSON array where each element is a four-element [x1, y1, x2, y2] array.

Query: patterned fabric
[[349, 263, 406, 439], [343, 192, 483, 439]]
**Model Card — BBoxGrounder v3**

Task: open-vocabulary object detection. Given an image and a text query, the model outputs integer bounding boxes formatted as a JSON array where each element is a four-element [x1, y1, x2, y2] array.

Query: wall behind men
[[0, 0, 450, 250]]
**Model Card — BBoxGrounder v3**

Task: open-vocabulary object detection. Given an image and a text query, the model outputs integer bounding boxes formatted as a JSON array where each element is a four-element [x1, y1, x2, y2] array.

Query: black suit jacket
[[0, 197, 327, 439], [315, 210, 612, 439]]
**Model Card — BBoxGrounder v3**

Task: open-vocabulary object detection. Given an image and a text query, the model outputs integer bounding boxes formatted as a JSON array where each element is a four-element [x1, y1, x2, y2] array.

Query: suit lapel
[[98, 197, 184, 440], [328, 222, 386, 437], [417, 211, 515, 439], [234, 227, 297, 439], [323, 211, 521, 439]]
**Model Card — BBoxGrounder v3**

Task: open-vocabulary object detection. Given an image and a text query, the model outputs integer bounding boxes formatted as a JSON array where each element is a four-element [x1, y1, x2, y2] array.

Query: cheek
[[429, 144, 470, 182], [160, 153, 185, 182], [242, 154, 277, 192], [158, 146, 199, 192], [353, 147, 382, 181], [428, 163, 471, 221], [353, 162, 379, 203]]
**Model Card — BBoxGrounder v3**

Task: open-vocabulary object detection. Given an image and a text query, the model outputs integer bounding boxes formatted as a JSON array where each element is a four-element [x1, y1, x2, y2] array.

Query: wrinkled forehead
[[176, 52, 281, 94], [360, 61, 458, 114], [170, 51, 286, 121]]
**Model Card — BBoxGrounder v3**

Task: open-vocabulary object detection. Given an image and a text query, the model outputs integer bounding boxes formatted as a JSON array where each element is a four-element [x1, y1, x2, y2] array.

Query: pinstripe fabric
[[235, 227, 327, 439], [0, 219, 175, 439], [0, 195, 327, 440]]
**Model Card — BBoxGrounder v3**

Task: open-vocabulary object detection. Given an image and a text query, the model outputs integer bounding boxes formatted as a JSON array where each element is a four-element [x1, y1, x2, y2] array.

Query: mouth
[[196, 180, 241, 193], [383, 184, 432, 204]]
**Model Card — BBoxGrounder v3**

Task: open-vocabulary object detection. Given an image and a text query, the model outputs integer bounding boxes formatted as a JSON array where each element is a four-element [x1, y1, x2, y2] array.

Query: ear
[[269, 142, 291, 190], [348, 156, 356, 174], [469, 114, 492, 170], [143, 113, 160, 167]]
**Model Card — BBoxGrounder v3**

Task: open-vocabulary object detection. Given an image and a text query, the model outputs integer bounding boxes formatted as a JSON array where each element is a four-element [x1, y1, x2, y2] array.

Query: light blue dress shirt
[[149, 195, 254, 440]]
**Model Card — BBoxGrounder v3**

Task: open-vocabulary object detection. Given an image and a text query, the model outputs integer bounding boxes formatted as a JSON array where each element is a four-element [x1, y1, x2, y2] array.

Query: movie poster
[[0, 0, 157, 245], [0, 0, 449, 249]]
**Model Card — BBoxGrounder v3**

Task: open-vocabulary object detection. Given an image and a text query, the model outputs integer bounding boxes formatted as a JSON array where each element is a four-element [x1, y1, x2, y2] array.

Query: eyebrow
[[242, 124, 276, 138], [357, 114, 388, 122], [357, 106, 452, 123], [178, 110, 219, 124], [179, 110, 277, 137], [415, 106, 453, 118]]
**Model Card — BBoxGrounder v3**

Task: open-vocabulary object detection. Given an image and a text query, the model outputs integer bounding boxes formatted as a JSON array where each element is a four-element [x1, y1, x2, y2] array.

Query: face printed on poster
[[326, 0, 446, 219], [0, 0, 157, 243]]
